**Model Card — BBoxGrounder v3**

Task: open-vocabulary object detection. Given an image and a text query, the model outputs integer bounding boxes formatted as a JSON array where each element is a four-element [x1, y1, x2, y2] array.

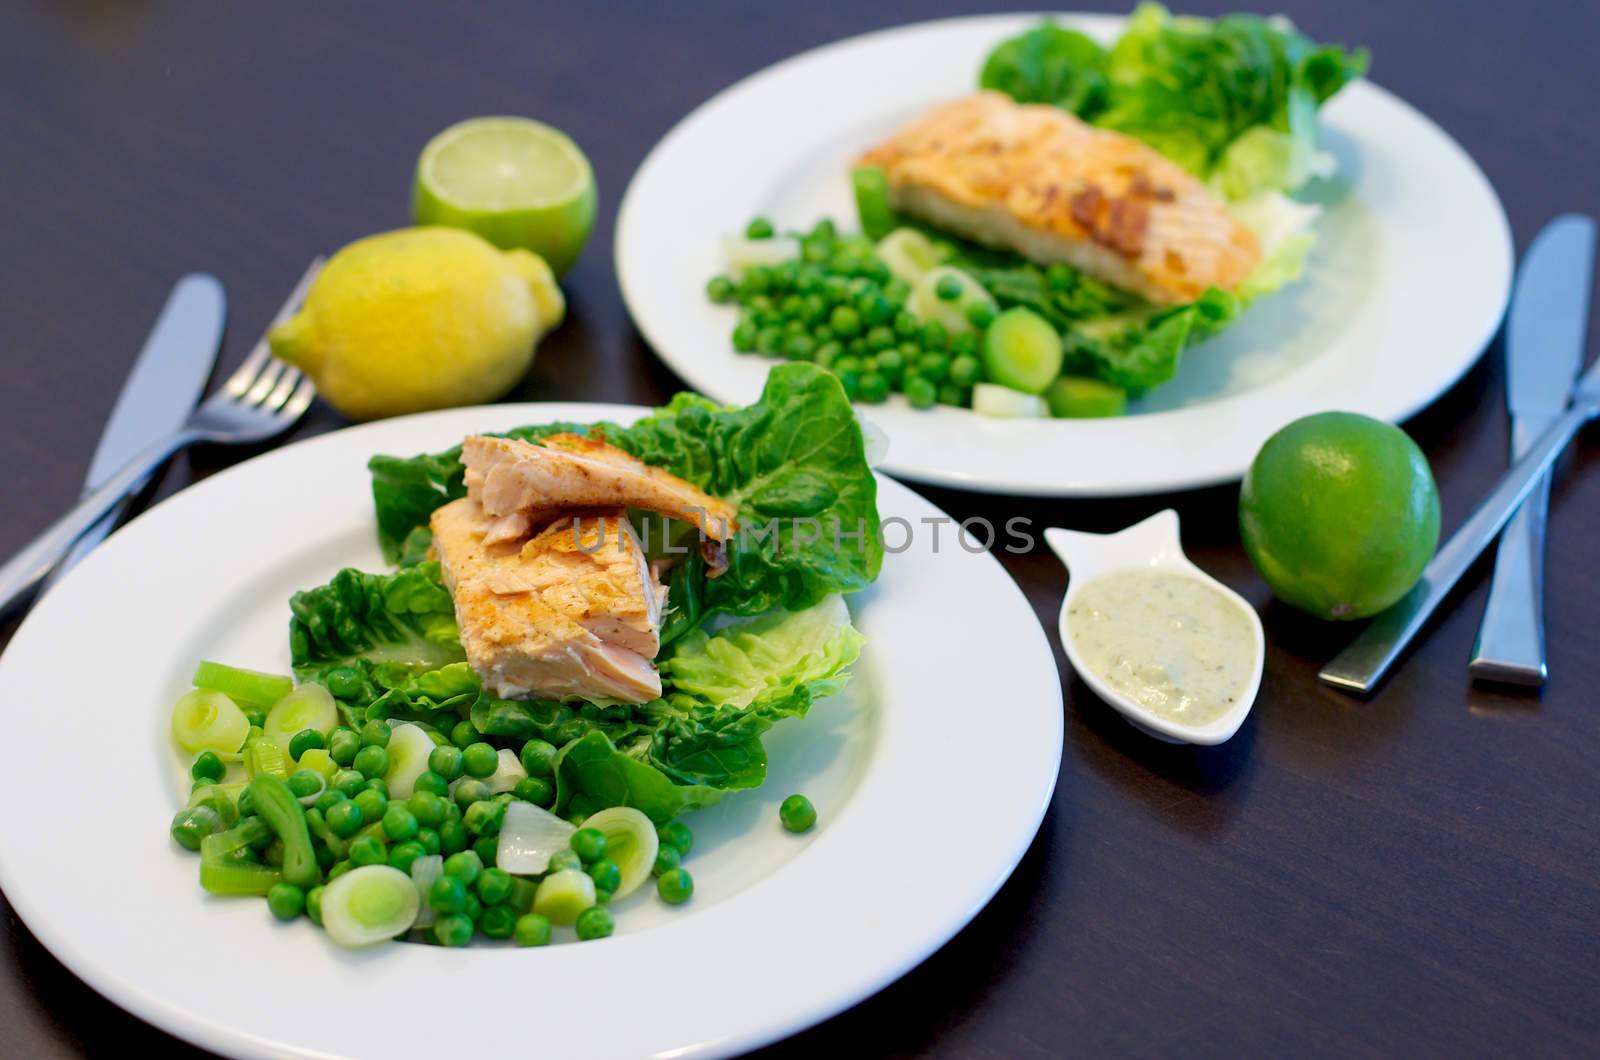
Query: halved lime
[[412, 116, 597, 277]]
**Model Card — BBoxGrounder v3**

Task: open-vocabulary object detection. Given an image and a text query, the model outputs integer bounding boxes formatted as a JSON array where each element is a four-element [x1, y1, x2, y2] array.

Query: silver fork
[[0, 259, 325, 619]]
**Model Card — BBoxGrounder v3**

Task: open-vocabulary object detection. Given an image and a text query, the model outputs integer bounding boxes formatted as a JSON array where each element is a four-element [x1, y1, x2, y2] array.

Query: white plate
[[616, 13, 1512, 496], [0, 404, 1062, 1060]]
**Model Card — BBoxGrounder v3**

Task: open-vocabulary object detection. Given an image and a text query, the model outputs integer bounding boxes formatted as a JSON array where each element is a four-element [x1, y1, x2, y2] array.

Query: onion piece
[[497, 800, 576, 875], [410, 855, 443, 929], [486, 748, 528, 795], [383, 723, 435, 799]]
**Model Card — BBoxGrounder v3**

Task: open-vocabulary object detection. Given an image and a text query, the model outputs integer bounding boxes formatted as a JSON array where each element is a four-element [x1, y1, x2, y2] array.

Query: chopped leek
[[263, 684, 338, 744], [295, 747, 338, 781], [972, 383, 1049, 419], [532, 868, 596, 926], [245, 738, 289, 780], [410, 855, 444, 929], [578, 807, 659, 899], [191, 661, 293, 710], [875, 228, 948, 286], [171, 689, 250, 756], [908, 265, 997, 335], [319, 865, 421, 948]]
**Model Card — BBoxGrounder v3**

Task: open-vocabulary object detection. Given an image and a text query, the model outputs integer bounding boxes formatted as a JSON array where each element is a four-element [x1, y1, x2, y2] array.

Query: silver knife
[[1470, 215, 1596, 686], [37, 274, 226, 593]]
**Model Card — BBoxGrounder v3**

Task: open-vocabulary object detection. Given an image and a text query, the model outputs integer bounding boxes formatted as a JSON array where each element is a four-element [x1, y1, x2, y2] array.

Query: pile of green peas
[[173, 711, 702, 947], [707, 217, 991, 409]]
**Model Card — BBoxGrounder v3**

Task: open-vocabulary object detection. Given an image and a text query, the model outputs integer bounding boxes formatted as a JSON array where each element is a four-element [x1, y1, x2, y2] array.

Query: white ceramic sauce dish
[[1045, 510, 1264, 745]]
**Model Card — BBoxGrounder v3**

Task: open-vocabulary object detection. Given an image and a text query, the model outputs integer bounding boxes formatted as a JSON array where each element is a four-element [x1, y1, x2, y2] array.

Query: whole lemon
[[1239, 411, 1440, 620], [269, 227, 565, 420]]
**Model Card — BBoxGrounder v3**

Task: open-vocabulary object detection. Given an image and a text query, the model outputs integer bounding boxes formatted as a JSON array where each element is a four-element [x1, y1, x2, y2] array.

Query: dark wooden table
[[3, 1, 1597, 1056]]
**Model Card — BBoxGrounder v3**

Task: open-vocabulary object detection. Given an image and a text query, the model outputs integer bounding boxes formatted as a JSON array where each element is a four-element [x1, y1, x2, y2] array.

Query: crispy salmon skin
[[856, 92, 1260, 304]]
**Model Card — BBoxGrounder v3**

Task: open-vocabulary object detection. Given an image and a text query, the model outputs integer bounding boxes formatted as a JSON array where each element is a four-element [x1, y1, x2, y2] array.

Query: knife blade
[[1469, 215, 1595, 686], [39, 274, 226, 590]]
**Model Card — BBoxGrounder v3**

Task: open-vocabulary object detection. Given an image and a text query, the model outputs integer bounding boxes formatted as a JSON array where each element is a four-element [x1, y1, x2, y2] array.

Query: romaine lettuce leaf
[[287, 563, 463, 677], [367, 363, 881, 645]]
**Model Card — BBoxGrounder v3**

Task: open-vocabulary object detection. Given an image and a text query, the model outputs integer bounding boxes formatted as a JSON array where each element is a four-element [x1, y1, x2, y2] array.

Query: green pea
[[465, 800, 504, 837], [287, 769, 323, 800], [876, 348, 905, 378], [547, 849, 583, 873], [517, 739, 557, 778], [429, 874, 469, 914], [433, 913, 474, 947], [459, 742, 497, 779], [407, 791, 447, 828], [453, 779, 491, 812], [657, 868, 694, 905], [939, 383, 970, 407], [413, 770, 449, 797], [305, 885, 325, 926], [190, 751, 225, 782], [783, 333, 815, 361], [966, 302, 996, 329], [479, 904, 517, 940], [864, 325, 894, 352], [1045, 263, 1075, 291], [314, 789, 346, 814], [416, 827, 441, 856], [473, 835, 499, 867], [169, 805, 221, 851], [857, 372, 890, 404], [706, 275, 736, 303], [744, 217, 774, 239], [652, 845, 681, 877], [477, 867, 514, 906], [438, 819, 469, 855], [756, 326, 784, 356], [446, 720, 475, 749], [326, 799, 363, 838], [286, 728, 323, 762], [424, 744, 462, 782], [322, 667, 361, 700], [780, 794, 817, 832], [512, 777, 554, 807], [353, 787, 387, 824], [513, 913, 552, 947], [828, 305, 862, 337], [950, 355, 982, 388], [363, 777, 389, 798], [571, 827, 607, 864], [353, 744, 389, 780], [326, 859, 353, 882], [328, 729, 360, 767], [935, 274, 964, 301], [587, 859, 623, 893], [918, 353, 950, 384], [920, 321, 949, 349], [267, 882, 305, 921], [443, 850, 483, 886], [658, 820, 695, 856], [243, 709, 267, 730], [387, 840, 425, 874], [357, 719, 390, 748], [382, 804, 420, 842], [348, 834, 387, 867], [951, 331, 980, 357], [462, 894, 484, 923], [575, 905, 615, 941]]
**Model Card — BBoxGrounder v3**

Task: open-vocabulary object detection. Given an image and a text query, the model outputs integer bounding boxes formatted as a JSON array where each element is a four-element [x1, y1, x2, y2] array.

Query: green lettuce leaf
[[287, 563, 463, 677], [662, 593, 863, 710], [367, 363, 880, 644], [978, 21, 1110, 115]]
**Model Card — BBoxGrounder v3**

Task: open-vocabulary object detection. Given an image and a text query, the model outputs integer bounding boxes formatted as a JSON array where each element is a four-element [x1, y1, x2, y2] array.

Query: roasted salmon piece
[[463, 434, 739, 541], [856, 92, 1261, 304], [430, 496, 666, 703]]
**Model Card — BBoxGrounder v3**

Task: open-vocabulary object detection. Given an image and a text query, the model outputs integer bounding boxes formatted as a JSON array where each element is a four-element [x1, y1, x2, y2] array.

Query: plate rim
[[615, 11, 1513, 498], [0, 401, 1064, 1059]]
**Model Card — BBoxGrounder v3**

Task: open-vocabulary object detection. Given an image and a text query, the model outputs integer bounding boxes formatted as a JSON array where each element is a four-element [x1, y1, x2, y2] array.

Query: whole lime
[[1239, 412, 1440, 620]]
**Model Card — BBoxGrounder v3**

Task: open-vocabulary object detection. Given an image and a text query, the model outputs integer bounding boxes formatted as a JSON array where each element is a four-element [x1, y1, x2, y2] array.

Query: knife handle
[[0, 433, 191, 620], [1469, 421, 1551, 687]]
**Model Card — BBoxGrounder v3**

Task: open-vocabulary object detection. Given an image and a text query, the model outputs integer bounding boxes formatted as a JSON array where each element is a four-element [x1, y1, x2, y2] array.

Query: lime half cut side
[[412, 116, 597, 276]]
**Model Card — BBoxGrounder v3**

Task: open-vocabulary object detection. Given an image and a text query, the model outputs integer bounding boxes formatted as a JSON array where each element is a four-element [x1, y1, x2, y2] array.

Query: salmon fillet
[[463, 434, 739, 541], [857, 92, 1260, 304], [430, 496, 666, 703]]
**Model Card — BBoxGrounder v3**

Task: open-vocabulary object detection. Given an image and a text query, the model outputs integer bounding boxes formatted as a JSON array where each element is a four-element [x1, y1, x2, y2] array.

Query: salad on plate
[[704, 4, 1368, 418], [166, 364, 881, 948]]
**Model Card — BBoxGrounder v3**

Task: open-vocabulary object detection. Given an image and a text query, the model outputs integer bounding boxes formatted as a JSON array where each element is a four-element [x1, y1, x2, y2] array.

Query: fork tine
[[261, 364, 303, 412], [278, 375, 317, 423], [222, 257, 326, 398], [242, 360, 288, 406]]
